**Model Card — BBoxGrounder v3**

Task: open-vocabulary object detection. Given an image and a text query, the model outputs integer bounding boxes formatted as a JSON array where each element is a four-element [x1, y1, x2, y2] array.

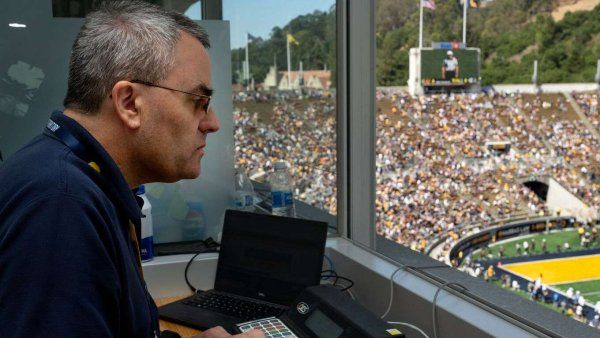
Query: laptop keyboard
[[182, 292, 285, 321]]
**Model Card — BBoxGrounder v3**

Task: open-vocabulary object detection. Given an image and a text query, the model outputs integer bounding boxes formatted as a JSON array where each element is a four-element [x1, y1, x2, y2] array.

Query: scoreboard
[[420, 48, 481, 87]]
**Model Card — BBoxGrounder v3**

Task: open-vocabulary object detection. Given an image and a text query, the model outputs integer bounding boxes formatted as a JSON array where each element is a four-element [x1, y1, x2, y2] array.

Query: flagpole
[[462, 0, 468, 45], [419, 0, 424, 49], [287, 36, 292, 90], [245, 32, 250, 90]]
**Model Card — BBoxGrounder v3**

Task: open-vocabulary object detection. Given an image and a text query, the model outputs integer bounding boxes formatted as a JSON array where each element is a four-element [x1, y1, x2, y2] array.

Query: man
[[0, 2, 262, 338], [441, 50, 459, 80]]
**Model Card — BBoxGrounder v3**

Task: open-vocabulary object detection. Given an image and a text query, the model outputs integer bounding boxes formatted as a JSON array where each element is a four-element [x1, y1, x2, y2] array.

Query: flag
[[247, 32, 258, 42], [458, 0, 478, 9], [287, 33, 299, 46], [422, 0, 436, 10]]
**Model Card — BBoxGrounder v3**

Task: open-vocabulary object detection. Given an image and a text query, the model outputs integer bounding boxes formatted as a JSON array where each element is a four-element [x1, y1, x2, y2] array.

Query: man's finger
[[240, 329, 266, 338], [198, 326, 231, 338]]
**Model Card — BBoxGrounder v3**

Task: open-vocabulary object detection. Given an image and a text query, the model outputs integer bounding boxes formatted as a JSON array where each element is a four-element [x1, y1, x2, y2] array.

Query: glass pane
[[375, 0, 599, 327], [224, 0, 337, 227], [51, 0, 201, 18], [1, 2, 232, 244]]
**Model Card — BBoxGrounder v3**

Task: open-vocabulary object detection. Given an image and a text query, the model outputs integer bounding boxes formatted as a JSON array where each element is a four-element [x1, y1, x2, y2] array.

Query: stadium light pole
[[595, 59, 600, 86], [245, 32, 250, 90], [419, 0, 424, 49], [462, 0, 468, 45], [532, 60, 538, 87]]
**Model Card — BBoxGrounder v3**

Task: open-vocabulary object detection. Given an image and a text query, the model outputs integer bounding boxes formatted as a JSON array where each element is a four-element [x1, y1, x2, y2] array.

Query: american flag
[[422, 0, 436, 10]]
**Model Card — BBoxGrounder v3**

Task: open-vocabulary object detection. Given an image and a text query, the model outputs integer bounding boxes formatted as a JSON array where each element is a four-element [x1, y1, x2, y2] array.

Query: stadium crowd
[[574, 92, 599, 132], [232, 89, 599, 256], [234, 94, 337, 214]]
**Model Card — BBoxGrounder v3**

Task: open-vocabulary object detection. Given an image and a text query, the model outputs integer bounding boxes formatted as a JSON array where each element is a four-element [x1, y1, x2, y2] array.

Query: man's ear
[[111, 80, 142, 130]]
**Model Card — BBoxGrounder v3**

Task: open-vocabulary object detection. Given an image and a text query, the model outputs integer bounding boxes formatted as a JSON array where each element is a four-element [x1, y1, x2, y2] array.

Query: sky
[[184, 0, 335, 49]]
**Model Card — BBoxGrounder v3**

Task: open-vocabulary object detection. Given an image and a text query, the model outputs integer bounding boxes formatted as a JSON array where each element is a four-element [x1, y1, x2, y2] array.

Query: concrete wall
[[407, 48, 423, 96], [492, 83, 599, 93], [547, 178, 597, 222]]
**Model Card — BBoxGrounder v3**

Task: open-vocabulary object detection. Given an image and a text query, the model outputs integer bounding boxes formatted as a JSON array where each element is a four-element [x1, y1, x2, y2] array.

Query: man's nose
[[200, 107, 220, 133]]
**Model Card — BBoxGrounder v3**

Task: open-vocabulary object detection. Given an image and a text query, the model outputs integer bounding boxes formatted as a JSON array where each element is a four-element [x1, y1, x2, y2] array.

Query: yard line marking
[[581, 291, 600, 296], [552, 277, 600, 285], [503, 254, 600, 267]]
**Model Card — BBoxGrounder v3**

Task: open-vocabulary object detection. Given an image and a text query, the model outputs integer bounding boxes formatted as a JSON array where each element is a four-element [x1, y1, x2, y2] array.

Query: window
[[51, 0, 201, 18], [224, 0, 338, 225], [374, 0, 599, 328]]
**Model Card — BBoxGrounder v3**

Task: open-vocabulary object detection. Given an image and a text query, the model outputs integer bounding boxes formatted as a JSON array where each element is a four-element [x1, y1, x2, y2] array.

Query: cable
[[321, 268, 355, 297], [387, 321, 430, 338], [346, 288, 356, 300], [432, 282, 468, 338], [321, 269, 339, 283], [380, 265, 407, 319], [320, 274, 354, 291], [185, 247, 219, 293]]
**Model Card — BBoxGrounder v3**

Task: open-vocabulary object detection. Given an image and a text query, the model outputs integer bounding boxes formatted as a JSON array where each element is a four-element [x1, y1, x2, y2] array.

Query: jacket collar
[[45, 111, 143, 221]]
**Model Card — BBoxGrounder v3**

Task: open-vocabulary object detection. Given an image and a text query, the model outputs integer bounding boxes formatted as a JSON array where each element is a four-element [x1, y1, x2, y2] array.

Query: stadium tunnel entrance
[[523, 180, 549, 202]]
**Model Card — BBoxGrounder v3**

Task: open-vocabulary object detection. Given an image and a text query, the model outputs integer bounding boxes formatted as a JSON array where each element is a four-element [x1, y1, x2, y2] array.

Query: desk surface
[[156, 296, 201, 338]]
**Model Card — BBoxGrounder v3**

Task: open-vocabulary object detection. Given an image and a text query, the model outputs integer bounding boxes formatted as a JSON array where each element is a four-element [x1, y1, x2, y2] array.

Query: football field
[[502, 254, 600, 304]]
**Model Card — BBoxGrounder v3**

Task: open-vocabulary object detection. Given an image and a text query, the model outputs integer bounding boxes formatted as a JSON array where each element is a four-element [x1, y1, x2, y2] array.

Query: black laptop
[[158, 209, 328, 333]]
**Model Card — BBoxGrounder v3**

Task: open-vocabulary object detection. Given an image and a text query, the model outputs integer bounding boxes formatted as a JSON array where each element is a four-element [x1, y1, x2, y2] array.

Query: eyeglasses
[[130, 79, 211, 113]]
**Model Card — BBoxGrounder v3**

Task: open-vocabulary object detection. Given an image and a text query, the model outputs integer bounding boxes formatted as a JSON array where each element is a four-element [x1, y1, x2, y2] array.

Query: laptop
[[158, 209, 329, 333]]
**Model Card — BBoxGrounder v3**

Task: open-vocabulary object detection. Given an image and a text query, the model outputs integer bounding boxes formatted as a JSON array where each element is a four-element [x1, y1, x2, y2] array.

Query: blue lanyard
[[46, 113, 160, 337], [46, 115, 93, 163]]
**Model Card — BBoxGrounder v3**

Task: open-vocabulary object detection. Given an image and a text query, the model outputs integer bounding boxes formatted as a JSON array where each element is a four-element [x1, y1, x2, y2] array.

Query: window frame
[[340, 0, 376, 246]]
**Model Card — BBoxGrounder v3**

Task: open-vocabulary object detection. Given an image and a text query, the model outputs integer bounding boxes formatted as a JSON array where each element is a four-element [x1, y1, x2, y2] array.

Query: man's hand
[[193, 326, 265, 338]]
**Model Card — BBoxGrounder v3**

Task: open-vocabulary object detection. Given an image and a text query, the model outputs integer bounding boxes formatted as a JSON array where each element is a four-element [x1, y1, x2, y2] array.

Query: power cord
[[321, 269, 339, 283], [382, 265, 464, 338], [385, 262, 558, 337], [380, 265, 407, 319], [432, 282, 467, 338], [321, 270, 355, 291], [346, 288, 356, 300], [184, 239, 220, 292]]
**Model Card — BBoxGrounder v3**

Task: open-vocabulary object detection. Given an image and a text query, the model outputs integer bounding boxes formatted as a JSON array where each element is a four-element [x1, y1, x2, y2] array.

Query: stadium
[[233, 49, 600, 335], [227, 3, 600, 333]]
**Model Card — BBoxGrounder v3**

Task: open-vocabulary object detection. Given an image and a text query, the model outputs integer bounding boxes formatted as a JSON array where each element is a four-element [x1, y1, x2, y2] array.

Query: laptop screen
[[215, 210, 328, 306]]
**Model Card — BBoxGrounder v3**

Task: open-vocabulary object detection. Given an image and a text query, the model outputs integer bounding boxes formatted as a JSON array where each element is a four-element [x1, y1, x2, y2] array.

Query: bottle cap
[[274, 161, 288, 170], [136, 185, 145, 195]]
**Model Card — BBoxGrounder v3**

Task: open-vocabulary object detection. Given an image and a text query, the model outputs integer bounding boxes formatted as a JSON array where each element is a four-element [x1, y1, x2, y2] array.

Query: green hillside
[[377, 0, 600, 85], [231, 8, 336, 86], [232, 0, 600, 86]]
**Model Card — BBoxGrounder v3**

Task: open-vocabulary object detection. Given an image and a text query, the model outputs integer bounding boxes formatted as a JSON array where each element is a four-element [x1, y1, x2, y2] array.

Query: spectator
[[542, 238, 547, 252]]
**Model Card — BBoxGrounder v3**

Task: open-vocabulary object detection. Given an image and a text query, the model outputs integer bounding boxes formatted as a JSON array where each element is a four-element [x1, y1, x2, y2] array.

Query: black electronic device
[[237, 285, 404, 338], [154, 238, 219, 256], [158, 210, 328, 332]]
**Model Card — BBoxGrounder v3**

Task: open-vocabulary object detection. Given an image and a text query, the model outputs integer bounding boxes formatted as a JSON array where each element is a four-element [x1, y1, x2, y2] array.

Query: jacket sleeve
[[0, 193, 121, 337]]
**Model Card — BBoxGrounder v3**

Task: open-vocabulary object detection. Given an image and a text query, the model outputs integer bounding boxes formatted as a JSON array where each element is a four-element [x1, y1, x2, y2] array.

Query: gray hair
[[63, 1, 210, 114]]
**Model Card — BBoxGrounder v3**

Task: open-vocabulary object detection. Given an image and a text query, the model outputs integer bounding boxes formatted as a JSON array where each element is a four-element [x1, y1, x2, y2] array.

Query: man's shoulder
[[0, 134, 106, 205]]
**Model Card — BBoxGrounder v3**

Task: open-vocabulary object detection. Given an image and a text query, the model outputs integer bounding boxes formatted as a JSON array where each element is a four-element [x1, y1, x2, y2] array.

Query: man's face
[[137, 32, 220, 182]]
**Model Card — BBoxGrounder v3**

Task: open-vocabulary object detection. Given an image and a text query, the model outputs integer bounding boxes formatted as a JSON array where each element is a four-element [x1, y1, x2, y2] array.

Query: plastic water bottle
[[137, 185, 154, 262], [234, 168, 255, 212], [270, 161, 295, 217]]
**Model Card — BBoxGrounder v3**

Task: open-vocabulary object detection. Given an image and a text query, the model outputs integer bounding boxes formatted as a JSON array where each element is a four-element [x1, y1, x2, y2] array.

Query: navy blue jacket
[[0, 111, 159, 337]]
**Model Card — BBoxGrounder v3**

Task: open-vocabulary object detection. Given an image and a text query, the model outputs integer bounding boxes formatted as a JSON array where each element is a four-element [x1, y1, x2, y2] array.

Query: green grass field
[[473, 227, 600, 261], [554, 280, 600, 304]]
